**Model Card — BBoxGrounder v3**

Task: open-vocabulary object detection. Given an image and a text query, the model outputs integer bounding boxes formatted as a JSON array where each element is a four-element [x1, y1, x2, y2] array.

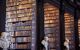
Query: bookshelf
[[64, 13, 75, 50], [78, 19, 80, 47], [6, 0, 36, 50], [44, 3, 60, 50]]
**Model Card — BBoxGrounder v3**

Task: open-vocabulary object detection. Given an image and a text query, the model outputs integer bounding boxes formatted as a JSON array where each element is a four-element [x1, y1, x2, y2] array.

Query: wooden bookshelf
[[78, 19, 80, 47], [64, 13, 75, 50], [44, 3, 60, 50], [6, 0, 36, 50]]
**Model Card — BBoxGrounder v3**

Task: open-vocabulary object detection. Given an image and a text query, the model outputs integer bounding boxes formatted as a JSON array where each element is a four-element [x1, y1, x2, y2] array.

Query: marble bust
[[64, 38, 69, 50], [41, 36, 49, 50]]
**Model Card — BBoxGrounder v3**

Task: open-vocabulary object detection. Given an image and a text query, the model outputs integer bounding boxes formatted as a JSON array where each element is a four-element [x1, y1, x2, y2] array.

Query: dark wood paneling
[[36, 0, 44, 50], [0, 0, 6, 32], [59, 0, 65, 50]]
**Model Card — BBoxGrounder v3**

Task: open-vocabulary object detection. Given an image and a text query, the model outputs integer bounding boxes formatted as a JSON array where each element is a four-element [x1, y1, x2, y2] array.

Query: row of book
[[4, 31, 32, 37], [44, 24, 56, 28], [15, 31, 32, 36], [6, 17, 32, 22], [44, 20, 57, 24], [6, 21, 32, 27], [7, 0, 33, 3], [16, 37, 31, 42], [16, 43, 31, 49], [10, 43, 31, 49], [15, 26, 32, 31], [6, 4, 33, 11], [6, 8, 32, 16], [6, 0, 34, 7], [44, 16, 59, 20], [6, 26, 32, 31], [6, 13, 32, 19]]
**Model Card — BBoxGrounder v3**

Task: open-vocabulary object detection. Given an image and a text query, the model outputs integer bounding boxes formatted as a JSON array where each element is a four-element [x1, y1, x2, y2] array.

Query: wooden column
[[59, 0, 65, 50], [36, 0, 44, 50], [74, 9, 79, 50], [74, 1, 79, 49], [0, 0, 6, 32]]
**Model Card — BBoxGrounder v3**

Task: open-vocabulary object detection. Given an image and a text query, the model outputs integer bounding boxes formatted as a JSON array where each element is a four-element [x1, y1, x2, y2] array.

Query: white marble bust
[[64, 38, 69, 50], [41, 36, 49, 50]]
